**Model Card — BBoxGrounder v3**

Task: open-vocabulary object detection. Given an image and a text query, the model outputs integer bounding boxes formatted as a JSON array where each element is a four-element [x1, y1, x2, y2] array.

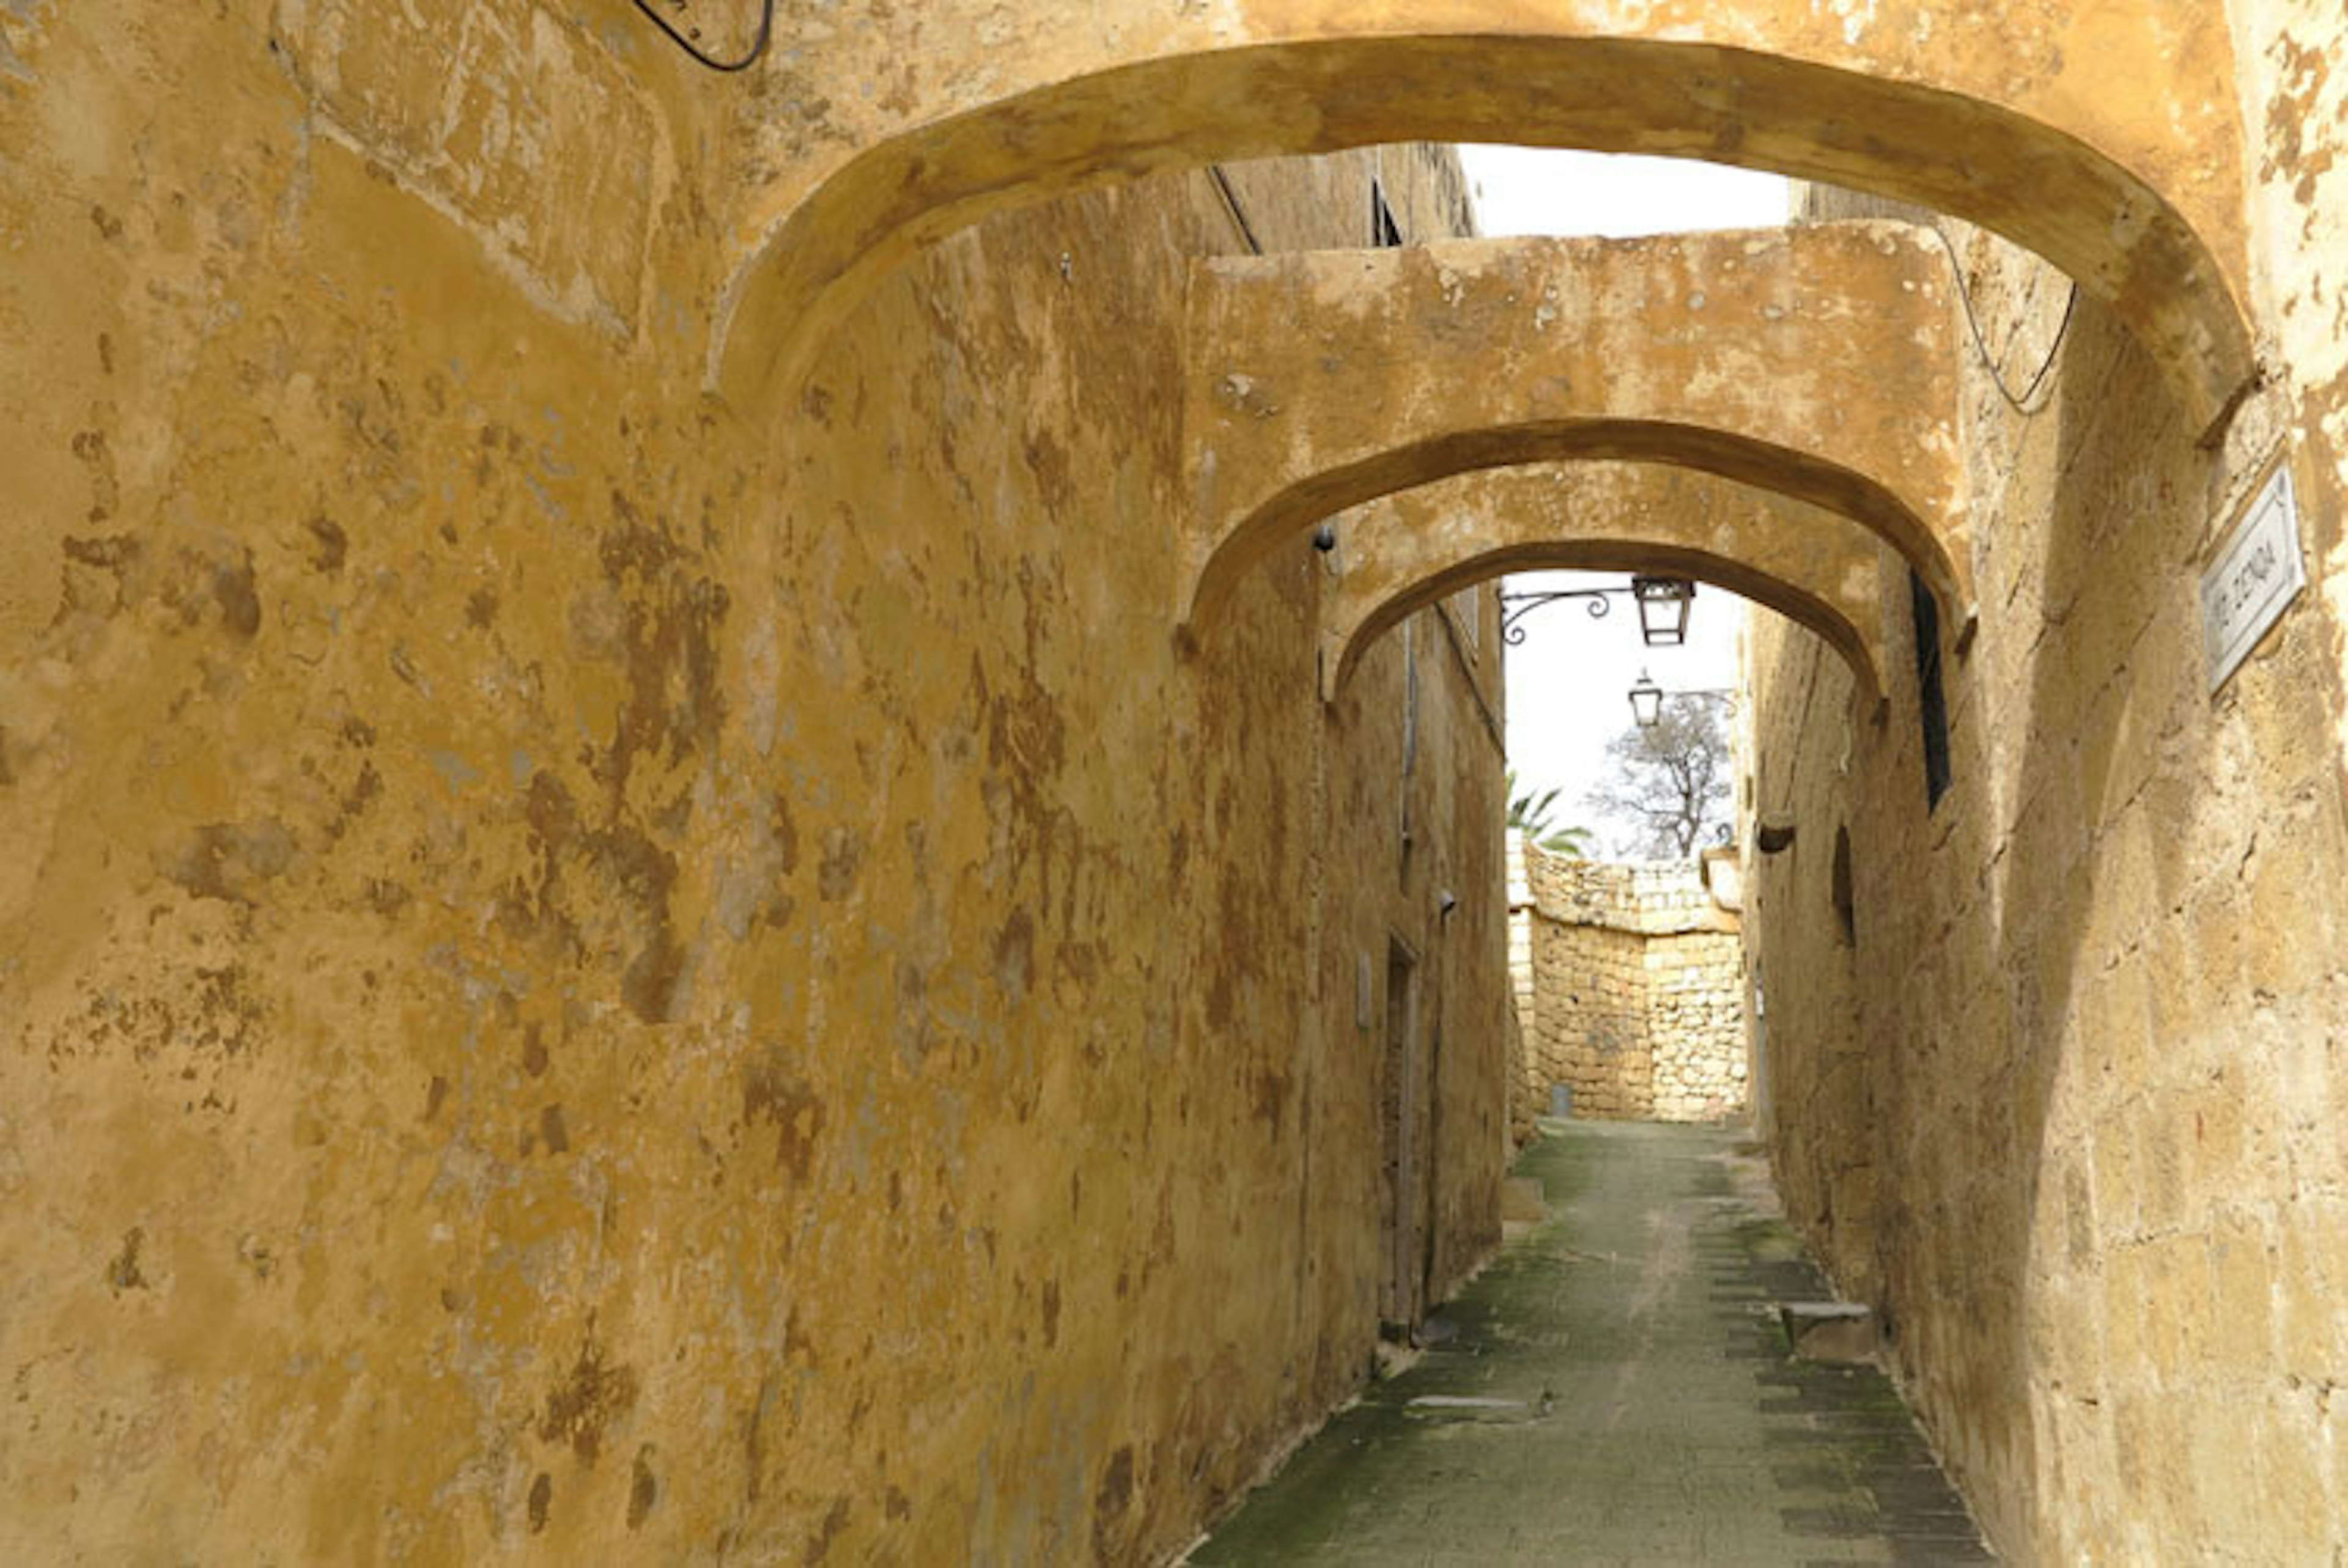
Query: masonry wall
[[1644, 932, 1749, 1121], [0, 6, 1509, 1561], [1510, 845, 1746, 1125], [1504, 834, 1541, 1146], [1744, 9, 2348, 1550]]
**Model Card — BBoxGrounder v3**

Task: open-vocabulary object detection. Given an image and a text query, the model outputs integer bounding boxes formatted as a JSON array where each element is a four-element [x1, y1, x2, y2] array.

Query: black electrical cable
[[1927, 219, 2077, 415], [629, 0, 775, 73]]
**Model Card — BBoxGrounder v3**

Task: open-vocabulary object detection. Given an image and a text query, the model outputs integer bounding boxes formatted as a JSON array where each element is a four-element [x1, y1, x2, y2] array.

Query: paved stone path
[[1189, 1121, 1993, 1566]]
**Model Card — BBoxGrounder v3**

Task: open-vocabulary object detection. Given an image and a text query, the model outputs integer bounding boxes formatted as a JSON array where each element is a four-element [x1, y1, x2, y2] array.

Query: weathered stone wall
[[0, 6, 1506, 1560], [1510, 844, 1746, 1124], [1745, 4, 2348, 1548], [1534, 921, 1651, 1118], [1504, 833, 1541, 1146], [1644, 932, 1749, 1121]]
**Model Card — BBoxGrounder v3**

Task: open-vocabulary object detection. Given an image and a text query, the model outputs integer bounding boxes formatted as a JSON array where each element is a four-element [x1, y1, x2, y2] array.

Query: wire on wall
[[630, 0, 775, 73], [1926, 219, 2078, 416]]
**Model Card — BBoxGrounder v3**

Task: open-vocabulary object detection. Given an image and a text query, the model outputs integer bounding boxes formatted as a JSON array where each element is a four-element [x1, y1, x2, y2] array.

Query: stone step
[[1779, 1300, 1881, 1364]]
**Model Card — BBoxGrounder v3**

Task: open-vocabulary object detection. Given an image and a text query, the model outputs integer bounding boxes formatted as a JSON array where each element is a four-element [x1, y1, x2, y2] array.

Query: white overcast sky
[[1456, 147, 1788, 855]]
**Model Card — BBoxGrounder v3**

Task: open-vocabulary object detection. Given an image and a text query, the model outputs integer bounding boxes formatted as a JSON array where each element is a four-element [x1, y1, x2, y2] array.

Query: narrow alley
[[7, 4, 2347, 1560], [1194, 1122, 1990, 1566]]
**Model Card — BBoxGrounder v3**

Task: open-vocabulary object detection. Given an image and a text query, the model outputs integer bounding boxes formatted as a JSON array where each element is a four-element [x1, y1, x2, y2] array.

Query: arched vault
[[1183, 224, 1969, 646], [1319, 465, 1894, 716], [714, 5, 2253, 433]]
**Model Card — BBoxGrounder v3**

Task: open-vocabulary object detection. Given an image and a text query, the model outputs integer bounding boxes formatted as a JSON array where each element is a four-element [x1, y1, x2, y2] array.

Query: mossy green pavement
[[1189, 1121, 1992, 1565]]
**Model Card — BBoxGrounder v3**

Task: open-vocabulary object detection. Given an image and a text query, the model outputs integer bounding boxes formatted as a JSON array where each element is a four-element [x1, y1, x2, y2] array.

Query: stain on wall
[[0, 7, 1506, 1559]]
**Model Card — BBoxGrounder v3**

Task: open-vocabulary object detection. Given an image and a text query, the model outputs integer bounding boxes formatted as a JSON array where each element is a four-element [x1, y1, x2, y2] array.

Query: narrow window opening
[[1831, 825, 1856, 947], [1371, 180, 1403, 248], [1909, 569, 1952, 809]]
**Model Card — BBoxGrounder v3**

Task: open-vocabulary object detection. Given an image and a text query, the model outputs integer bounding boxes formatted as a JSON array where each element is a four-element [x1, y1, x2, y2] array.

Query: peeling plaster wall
[[0, 6, 1505, 1559], [2229, 0, 2348, 823], [1748, 23, 2348, 1548]]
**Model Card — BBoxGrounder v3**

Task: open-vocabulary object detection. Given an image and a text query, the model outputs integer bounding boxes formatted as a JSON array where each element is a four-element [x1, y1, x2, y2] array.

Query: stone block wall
[[1645, 932, 1750, 1121], [1534, 921, 1651, 1118], [1509, 841, 1748, 1124], [1504, 834, 1541, 1146], [1743, 29, 2348, 1551]]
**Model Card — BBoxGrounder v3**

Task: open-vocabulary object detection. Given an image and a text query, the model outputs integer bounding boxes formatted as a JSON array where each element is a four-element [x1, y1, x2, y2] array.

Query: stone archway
[[1182, 225, 1968, 642], [1316, 465, 1896, 715], [713, 6, 2253, 432]]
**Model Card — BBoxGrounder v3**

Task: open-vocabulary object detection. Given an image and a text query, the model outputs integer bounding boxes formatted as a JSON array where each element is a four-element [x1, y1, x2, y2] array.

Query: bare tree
[[1584, 699, 1733, 858]]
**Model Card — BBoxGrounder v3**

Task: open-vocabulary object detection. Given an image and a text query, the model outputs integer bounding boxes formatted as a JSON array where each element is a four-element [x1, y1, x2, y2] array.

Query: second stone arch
[[1181, 223, 1971, 660], [1315, 463, 1897, 720]]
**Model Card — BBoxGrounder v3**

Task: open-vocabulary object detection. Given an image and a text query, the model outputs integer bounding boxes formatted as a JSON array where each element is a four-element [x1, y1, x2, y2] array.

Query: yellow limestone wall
[[1510, 845, 1747, 1125], [1744, 5, 2348, 1553], [0, 6, 1509, 1559]]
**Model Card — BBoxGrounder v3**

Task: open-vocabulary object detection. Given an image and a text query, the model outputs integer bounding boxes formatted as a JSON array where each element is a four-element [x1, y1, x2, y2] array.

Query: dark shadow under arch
[[1332, 539, 1884, 716], [1189, 420, 1966, 650]]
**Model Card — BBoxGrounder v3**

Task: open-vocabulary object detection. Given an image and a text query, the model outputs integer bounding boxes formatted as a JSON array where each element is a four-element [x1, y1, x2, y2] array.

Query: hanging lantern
[[1631, 576, 1695, 646]]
